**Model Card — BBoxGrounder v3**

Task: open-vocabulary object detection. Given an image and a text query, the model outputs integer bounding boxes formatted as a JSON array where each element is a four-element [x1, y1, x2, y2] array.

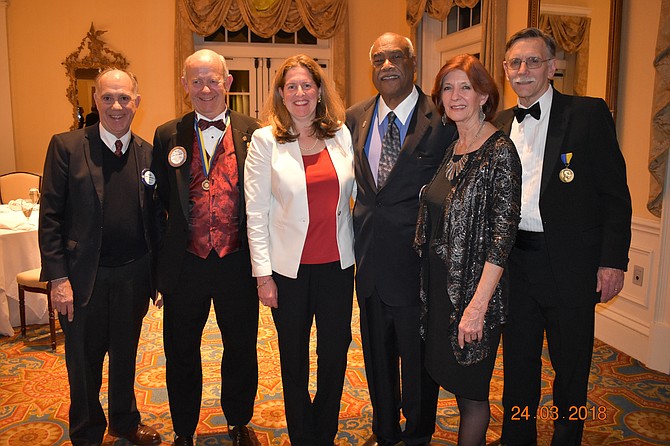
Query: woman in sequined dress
[[414, 54, 521, 445]]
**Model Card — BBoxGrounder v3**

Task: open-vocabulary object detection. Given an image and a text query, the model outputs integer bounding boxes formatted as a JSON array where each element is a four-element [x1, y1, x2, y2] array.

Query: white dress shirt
[[99, 124, 131, 155], [510, 86, 554, 232]]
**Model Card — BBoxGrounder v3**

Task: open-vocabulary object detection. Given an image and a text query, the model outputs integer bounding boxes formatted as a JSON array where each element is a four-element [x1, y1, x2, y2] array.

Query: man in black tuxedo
[[39, 68, 161, 446], [151, 49, 259, 446], [346, 32, 456, 446], [497, 28, 632, 445]]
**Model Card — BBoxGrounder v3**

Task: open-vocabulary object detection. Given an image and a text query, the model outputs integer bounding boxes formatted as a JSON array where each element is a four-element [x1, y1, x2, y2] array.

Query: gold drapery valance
[[406, 0, 480, 27], [175, 0, 348, 115], [178, 0, 346, 39], [539, 14, 590, 96]]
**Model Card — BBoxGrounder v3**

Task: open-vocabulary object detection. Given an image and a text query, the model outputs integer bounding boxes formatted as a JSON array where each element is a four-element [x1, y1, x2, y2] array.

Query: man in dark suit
[[39, 68, 161, 446], [345, 32, 456, 446], [152, 49, 259, 446], [497, 28, 632, 446]]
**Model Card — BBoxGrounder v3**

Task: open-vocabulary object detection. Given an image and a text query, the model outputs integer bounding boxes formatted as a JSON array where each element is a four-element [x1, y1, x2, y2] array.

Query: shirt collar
[[377, 85, 419, 125], [98, 124, 131, 153]]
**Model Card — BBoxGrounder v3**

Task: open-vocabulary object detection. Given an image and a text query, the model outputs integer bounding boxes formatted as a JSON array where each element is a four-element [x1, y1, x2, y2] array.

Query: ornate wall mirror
[[528, 0, 622, 119], [62, 24, 129, 130]]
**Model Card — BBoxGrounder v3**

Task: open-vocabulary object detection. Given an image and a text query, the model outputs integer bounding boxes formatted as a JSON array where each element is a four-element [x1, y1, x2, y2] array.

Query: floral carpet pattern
[[0, 304, 669, 445]]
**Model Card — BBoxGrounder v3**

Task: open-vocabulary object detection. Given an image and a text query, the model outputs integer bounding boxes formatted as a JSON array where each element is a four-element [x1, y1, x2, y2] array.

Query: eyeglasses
[[504, 57, 553, 70]]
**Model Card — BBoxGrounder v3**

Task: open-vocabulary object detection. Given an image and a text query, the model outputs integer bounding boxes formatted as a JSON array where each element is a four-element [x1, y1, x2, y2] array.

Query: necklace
[[299, 136, 320, 152], [445, 121, 485, 180]]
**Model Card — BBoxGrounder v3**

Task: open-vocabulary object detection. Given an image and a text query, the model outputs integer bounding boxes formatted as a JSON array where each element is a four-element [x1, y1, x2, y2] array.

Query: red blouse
[[300, 149, 340, 264]]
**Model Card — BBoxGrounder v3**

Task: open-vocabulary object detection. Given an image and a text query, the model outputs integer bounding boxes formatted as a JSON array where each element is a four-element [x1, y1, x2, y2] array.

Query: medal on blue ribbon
[[195, 114, 230, 190], [559, 152, 574, 183]]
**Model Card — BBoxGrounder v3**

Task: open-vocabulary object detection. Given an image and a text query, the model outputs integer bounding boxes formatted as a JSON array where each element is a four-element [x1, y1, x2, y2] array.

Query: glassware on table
[[21, 199, 34, 224], [29, 188, 40, 205]]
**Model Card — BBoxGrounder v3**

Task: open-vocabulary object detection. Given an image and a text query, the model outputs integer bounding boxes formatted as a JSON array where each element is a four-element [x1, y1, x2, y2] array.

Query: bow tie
[[197, 119, 226, 131], [513, 102, 541, 123]]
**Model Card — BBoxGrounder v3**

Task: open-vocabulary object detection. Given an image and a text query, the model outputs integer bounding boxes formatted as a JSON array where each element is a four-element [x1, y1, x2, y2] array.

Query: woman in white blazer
[[244, 55, 356, 446]]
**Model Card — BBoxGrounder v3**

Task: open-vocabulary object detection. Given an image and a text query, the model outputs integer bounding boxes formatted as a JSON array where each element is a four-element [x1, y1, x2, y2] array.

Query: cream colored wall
[[347, 0, 410, 105], [5, 0, 660, 223], [7, 0, 175, 175]]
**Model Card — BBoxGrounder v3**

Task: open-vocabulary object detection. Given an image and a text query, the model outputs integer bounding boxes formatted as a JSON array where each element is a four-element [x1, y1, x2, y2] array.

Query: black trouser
[[60, 254, 150, 446], [163, 250, 259, 437], [358, 290, 439, 445], [272, 263, 354, 446], [502, 232, 595, 446]]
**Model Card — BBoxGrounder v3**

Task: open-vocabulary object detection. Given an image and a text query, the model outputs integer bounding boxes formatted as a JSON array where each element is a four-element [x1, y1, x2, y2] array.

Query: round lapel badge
[[168, 146, 187, 167], [141, 169, 156, 187]]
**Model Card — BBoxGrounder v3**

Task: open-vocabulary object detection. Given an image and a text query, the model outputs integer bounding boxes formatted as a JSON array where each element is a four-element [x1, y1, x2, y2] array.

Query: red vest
[[187, 127, 241, 259]]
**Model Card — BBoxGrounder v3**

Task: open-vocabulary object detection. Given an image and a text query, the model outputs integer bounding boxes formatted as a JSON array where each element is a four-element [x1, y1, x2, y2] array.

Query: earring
[[441, 114, 447, 126], [479, 105, 485, 123], [318, 95, 322, 103]]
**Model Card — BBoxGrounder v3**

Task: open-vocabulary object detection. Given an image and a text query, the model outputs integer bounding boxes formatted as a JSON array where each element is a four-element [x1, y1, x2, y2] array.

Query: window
[[205, 26, 317, 46], [446, 2, 481, 35]]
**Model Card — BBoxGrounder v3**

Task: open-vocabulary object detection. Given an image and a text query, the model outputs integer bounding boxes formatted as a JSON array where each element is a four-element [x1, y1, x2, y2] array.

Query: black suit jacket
[[39, 125, 156, 305], [346, 88, 456, 306], [497, 89, 632, 305], [151, 110, 260, 293]]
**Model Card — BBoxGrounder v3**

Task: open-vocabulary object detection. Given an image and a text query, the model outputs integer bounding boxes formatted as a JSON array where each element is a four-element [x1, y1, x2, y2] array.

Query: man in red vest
[[152, 49, 260, 446]]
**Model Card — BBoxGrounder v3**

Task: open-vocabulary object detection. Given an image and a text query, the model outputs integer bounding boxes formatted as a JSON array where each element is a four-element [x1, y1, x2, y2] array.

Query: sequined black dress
[[414, 130, 521, 400]]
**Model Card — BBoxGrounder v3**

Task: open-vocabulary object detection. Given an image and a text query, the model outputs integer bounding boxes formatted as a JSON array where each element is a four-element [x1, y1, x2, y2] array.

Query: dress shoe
[[173, 435, 194, 446], [229, 425, 253, 446], [108, 423, 161, 445]]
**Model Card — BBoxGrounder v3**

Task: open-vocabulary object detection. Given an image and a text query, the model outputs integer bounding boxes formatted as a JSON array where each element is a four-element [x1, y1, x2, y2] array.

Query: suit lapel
[[497, 109, 515, 135], [130, 134, 148, 210], [542, 91, 569, 197], [229, 111, 253, 187], [175, 112, 195, 221], [84, 126, 105, 206], [400, 93, 432, 160], [353, 97, 378, 192]]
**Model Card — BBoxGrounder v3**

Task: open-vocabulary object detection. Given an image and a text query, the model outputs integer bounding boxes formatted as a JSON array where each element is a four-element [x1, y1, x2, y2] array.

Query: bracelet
[[257, 277, 273, 289]]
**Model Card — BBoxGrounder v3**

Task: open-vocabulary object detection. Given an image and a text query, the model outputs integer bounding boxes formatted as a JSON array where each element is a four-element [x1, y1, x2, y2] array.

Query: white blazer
[[244, 125, 356, 279]]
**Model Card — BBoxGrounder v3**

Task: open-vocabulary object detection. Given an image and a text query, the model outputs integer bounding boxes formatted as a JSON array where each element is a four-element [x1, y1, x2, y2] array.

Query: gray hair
[[505, 27, 557, 58], [369, 32, 415, 61]]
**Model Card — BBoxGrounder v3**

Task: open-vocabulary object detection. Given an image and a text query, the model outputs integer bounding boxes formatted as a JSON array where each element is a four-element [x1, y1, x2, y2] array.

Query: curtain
[[481, 0, 507, 110], [174, 0, 348, 115], [406, 0, 480, 26], [539, 14, 591, 96], [648, 0, 670, 216]]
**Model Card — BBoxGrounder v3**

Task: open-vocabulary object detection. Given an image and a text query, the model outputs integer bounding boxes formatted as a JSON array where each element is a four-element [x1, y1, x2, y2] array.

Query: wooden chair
[[0, 171, 41, 204], [17, 268, 57, 351]]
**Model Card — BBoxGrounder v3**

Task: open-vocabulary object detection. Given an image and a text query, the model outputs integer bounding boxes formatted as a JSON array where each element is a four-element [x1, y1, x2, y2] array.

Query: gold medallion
[[202, 179, 210, 191], [559, 168, 574, 183]]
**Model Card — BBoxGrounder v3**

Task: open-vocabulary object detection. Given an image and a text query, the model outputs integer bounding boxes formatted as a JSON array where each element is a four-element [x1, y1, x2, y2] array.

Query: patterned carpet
[[1, 303, 669, 445]]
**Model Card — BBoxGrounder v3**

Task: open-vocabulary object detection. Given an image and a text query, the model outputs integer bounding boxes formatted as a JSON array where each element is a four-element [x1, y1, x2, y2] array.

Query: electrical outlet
[[632, 265, 644, 286]]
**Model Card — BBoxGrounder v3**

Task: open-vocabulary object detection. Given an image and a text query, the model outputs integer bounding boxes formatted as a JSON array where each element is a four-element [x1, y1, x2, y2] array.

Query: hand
[[597, 267, 625, 303], [257, 276, 278, 308], [51, 278, 74, 322], [154, 292, 164, 309], [457, 300, 487, 349]]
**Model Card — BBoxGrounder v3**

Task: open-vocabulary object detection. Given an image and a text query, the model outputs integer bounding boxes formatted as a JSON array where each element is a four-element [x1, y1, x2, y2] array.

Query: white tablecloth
[[0, 205, 45, 336]]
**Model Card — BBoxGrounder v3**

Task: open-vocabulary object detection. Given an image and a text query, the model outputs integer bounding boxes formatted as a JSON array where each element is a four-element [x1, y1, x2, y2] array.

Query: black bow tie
[[197, 119, 226, 131], [513, 102, 541, 123]]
